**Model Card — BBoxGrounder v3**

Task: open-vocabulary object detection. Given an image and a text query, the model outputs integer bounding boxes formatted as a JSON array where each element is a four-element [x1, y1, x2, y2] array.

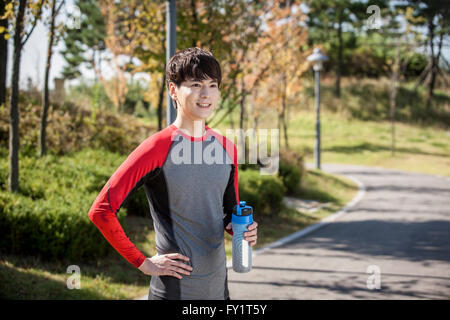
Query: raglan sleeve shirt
[[88, 126, 240, 269]]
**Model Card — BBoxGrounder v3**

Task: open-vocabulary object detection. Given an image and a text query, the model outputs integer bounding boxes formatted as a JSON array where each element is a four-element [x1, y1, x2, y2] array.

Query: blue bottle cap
[[232, 201, 253, 224]]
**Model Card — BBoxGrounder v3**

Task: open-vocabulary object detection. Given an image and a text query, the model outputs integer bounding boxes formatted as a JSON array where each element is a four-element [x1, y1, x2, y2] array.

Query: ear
[[168, 82, 177, 100]]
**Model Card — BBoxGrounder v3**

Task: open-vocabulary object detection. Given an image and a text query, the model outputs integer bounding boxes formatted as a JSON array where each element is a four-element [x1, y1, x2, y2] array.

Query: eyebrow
[[188, 79, 217, 83]]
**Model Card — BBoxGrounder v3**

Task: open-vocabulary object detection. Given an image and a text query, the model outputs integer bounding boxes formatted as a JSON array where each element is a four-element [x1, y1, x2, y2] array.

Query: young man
[[88, 47, 258, 300]]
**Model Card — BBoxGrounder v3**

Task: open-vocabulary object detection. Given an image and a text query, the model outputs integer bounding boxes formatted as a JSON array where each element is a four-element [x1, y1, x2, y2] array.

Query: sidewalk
[[226, 163, 450, 299]]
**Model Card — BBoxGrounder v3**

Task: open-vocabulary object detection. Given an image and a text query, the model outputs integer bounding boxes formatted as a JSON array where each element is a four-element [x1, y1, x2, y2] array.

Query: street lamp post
[[166, 0, 177, 126], [307, 48, 328, 170]]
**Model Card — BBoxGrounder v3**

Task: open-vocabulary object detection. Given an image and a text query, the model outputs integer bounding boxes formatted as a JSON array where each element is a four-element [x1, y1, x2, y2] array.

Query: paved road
[[227, 163, 450, 300]]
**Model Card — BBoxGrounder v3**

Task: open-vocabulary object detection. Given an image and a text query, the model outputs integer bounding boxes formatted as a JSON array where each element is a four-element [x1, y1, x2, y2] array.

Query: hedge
[[0, 190, 126, 262], [238, 169, 285, 217], [0, 148, 129, 262]]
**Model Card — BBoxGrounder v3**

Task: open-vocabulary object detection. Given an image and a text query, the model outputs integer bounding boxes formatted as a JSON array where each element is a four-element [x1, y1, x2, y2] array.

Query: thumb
[[225, 222, 232, 229]]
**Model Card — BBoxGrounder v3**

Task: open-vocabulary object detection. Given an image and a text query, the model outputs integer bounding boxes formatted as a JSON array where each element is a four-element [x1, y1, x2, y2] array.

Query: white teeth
[[197, 103, 210, 107]]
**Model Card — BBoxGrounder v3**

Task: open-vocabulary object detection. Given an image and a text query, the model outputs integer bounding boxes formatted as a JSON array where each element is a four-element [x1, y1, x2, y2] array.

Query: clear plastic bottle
[[232, 201, 253, 273]]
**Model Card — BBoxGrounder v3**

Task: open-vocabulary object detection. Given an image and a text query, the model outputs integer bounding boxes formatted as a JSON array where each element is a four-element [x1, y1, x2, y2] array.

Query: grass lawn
[[0, 167, 358, 300], [286, 109, 450, 177], [213, 105, 449, 178]]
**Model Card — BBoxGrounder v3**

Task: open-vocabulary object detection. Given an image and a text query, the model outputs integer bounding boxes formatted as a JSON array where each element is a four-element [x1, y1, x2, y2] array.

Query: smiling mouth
[[196, 103, 211, 108]]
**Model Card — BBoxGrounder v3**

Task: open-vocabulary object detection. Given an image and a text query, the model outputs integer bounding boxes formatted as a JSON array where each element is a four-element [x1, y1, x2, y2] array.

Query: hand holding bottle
[[225, 221, 258, 246]]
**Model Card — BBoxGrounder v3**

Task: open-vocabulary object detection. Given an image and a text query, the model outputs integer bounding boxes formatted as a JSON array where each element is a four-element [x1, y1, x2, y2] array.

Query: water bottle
[[232, 201, 253, 273]]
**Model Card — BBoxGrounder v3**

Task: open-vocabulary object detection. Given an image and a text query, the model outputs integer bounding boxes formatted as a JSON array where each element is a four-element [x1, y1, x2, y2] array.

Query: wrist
[[137, 257, 148, 270]]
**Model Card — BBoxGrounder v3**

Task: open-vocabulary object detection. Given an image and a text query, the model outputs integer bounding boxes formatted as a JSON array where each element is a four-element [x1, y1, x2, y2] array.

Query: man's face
[[169, 76, 220, 121]]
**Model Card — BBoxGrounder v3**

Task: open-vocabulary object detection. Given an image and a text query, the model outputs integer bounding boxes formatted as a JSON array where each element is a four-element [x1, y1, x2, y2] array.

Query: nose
[[199, 86, 210, 98]]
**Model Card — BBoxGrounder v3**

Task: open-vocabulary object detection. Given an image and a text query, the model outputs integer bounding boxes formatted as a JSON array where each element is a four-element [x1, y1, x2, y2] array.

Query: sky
[[10, 20, 69, 90], [5, 1, 449, 91]]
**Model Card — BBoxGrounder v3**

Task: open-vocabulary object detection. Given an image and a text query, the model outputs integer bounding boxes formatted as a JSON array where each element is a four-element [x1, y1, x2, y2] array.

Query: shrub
[[0, 148, 132, 262], [0, 95, 157, 157], [278, 160, 302, 194], [0, 189, 126, 262], [122, 187, 150, 217], [238, 169, 285, 217], [277, 148, 306, 194]]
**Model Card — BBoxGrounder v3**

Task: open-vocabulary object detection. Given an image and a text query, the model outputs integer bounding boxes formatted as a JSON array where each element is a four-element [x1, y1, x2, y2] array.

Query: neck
[[172, 116, 206, 137]]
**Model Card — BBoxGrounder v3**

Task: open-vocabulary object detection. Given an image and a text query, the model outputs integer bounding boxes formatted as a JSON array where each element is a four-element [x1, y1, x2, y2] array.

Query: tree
[[306, 0, 388, 97], [399, 0, 450, 110], [123, 0, 270, 130], [377, 6, 422, 156], [7, 0, 45, 192], [176, 0, 271, 129], [39, 0, 64, 157], [60, 0, 106, 81], [0, 1, 11, 110], [96, 0, 142, 112], [62, 0, 145, 113], [306, 0, 352, 98], [121, 0, 166, 129], [253, 0, 309, 149]]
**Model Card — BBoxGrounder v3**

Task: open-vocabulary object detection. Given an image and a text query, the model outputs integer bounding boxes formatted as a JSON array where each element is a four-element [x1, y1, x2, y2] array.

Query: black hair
[[166, 47, 222, 95]]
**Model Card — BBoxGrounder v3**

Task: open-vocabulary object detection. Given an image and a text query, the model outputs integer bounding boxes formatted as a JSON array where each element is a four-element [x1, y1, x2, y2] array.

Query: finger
[[247, 222, 258, 231], [249, 240, 257, 247], [225, 222, 232, 229], [167, 253, 190, 261], [245, 235, 257, 242], [166, 270, 182, 279], [244, 230, 258, 237], [170, 259, 193, 271], [168, 265, 191, 276]]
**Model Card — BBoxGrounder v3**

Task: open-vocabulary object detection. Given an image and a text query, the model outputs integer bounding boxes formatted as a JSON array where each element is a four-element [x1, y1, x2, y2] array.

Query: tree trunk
[[426, 17, 436, 111], [281, 73, 289, 149], [335, 12, 342, 98], [281, 108, 288, 149], [157, 72, 166, 130], [435, 30, 444, 66], [252, 88, 259, 131], [277, 112, 282, 143], [9, 0, 27, 193], [228, 108, 235, 129], [413, 61, 431, 91], [239, 76, 246, 130], [390, 45, 400, 157], [190, 0, 198, 48], [0, 4, 7, 108], [40, 0, 58, 158], [431, 28, 444, 92]]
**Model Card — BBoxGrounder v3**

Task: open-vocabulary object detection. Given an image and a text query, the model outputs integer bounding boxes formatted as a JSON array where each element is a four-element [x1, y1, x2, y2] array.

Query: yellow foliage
[[245, 0, 309, 122]]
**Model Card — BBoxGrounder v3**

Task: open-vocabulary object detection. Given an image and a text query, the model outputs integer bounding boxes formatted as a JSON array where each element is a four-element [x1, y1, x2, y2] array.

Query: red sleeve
[[88, 127, 175, 268]]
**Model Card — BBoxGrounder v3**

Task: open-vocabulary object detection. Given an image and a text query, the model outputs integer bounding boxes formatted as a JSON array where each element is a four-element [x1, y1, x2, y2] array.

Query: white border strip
[[226, 174, 366, 268]]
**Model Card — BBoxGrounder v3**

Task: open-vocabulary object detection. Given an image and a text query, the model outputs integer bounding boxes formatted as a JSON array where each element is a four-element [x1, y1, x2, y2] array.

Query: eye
[[192, 83, 201, 87]]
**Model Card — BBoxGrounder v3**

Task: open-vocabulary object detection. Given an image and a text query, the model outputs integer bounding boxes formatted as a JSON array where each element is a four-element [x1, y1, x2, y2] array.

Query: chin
[[194, 109, 214, 120]]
